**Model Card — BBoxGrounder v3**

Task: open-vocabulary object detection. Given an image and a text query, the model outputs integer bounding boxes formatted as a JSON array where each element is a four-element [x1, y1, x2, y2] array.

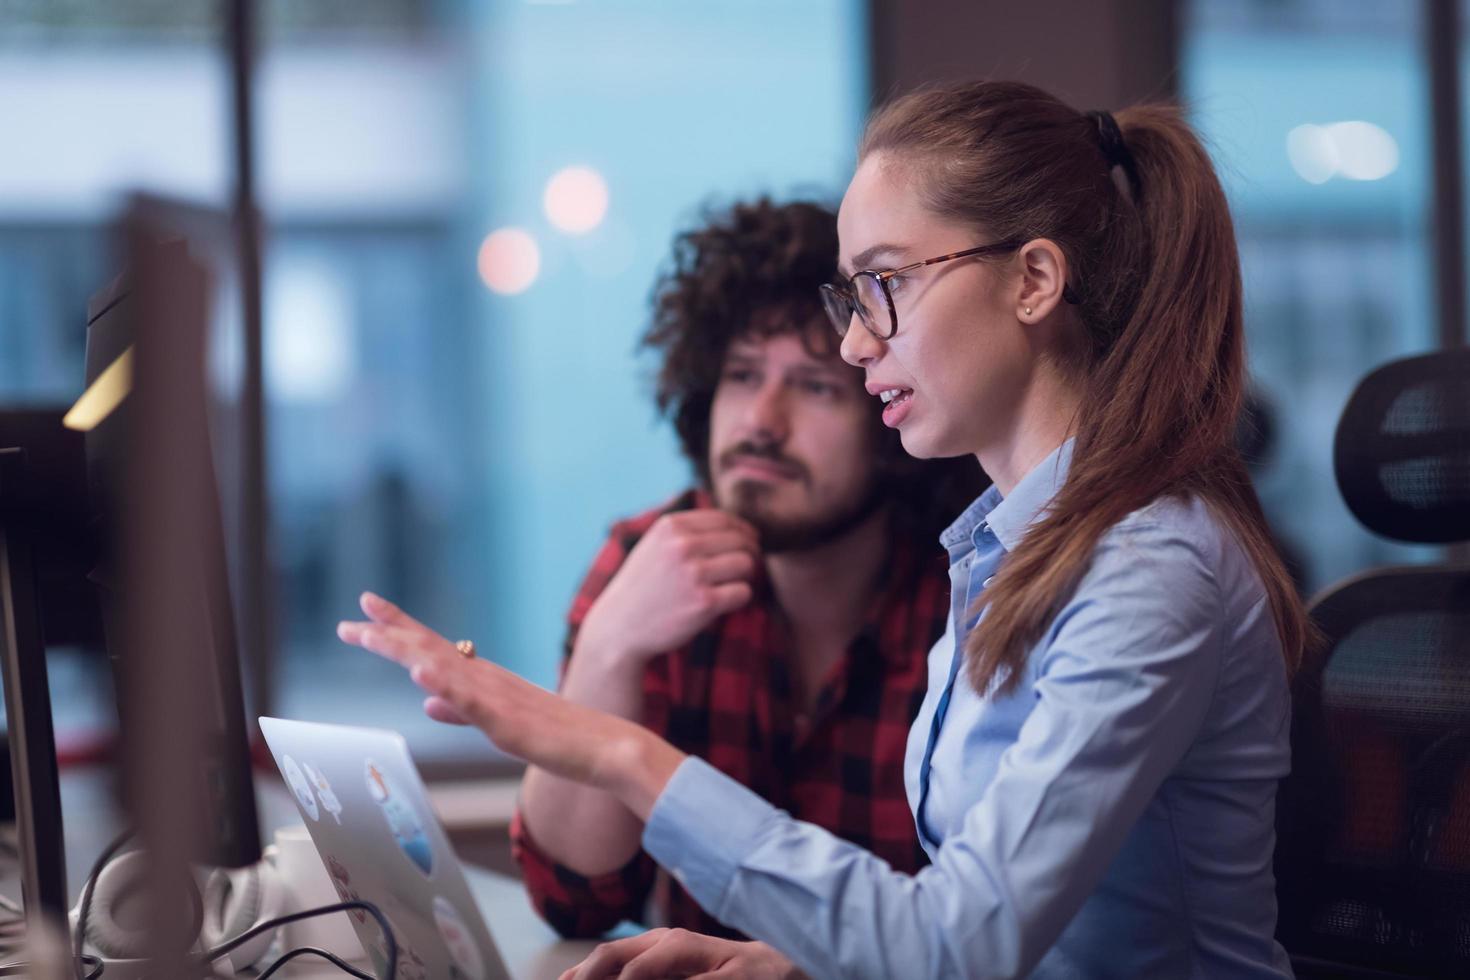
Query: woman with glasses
[[340, 80, 1308, 979]]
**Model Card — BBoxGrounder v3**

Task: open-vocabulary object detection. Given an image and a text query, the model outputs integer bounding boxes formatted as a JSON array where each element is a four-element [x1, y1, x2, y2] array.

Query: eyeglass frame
[[820, 239, 1080, 341]]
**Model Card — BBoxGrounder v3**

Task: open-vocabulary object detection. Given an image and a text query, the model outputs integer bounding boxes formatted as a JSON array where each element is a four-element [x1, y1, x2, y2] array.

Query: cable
[[73, 827, 134, 980], [68, 841, 395, 979], [204, 899, 395, 979], [0, 952, 103, 978], [254, 945, 376, 980]]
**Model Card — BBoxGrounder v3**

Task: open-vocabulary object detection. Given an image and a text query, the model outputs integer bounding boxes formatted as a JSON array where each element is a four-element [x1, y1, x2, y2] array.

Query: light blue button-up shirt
[[643, 441, 1294, 979]]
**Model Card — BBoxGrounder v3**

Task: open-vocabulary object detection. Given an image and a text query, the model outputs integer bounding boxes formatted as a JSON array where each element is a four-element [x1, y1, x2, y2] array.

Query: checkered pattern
[[511, 489, 949, 939]]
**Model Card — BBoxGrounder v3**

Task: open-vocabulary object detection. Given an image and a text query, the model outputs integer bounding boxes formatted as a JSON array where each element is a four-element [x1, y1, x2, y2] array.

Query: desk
[[1, 767, 598, 979]]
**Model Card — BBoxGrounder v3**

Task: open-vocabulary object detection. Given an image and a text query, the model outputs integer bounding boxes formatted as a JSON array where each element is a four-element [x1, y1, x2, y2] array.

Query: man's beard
[[713, 442, 886, 553]]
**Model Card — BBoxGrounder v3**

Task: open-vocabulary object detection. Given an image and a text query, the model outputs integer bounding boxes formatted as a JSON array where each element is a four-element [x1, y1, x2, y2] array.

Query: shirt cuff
[[642, 756, 780, 913]]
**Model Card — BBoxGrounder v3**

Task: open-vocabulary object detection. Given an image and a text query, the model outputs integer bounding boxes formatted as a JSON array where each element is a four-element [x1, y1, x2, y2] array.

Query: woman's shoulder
[[1093, 493, 1264, 610], [1101, 493, 1224, 554]]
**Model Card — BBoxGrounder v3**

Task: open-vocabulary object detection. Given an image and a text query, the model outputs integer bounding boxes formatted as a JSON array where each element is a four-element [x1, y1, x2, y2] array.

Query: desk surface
[[1, 766, 598, 979]]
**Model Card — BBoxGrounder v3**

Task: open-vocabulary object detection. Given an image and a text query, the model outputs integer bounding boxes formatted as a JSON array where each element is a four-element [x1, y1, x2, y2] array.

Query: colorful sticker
[[281, 754, 319, 821], [303, 761, 343, 824], [324, 854, 366, 923], [364, 758, 433, 876], [364, 917, 422, 978], [364, 940, 429, 975], [432, 895, 485, 980], [397, 945, 428, 980]]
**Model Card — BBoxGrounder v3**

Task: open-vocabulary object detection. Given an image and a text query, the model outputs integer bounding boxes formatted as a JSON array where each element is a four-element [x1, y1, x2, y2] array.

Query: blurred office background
[[0, 0, 1465, 764]]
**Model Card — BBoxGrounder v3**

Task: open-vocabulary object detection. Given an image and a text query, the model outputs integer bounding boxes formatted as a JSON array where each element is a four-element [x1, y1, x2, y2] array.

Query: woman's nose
[[839, 317, 883, 368]]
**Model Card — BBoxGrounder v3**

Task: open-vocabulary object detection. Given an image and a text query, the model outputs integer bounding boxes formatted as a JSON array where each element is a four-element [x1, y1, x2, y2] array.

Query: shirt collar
[[939, 484, 1001, 553], [940, 439, 1075, 556]]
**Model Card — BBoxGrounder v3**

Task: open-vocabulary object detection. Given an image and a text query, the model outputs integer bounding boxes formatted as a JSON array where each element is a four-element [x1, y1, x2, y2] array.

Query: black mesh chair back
[[1277, 347, 1470, 978], [1334, 346, 1470, 542], [1279, 571, 1470, 976]]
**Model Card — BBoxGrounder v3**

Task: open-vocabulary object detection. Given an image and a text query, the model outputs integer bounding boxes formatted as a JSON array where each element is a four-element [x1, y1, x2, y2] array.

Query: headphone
[[199, 857, 287, 969], [71, 847, 286, 972]]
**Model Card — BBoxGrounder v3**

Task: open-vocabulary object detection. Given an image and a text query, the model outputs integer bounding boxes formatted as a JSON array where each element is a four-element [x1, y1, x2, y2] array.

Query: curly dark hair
[[642, 198, 986, 537], [644, 198, 840, 475]]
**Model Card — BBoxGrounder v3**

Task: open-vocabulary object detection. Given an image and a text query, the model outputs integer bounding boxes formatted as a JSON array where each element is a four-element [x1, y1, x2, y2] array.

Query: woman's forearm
[[518, 649, 652, 874], [520, 766, 648, 874], [594, 721, 687, 822]]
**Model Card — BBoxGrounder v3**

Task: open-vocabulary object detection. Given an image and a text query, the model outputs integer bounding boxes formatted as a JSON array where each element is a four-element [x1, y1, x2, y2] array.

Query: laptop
[[258, 716, 511, 980]]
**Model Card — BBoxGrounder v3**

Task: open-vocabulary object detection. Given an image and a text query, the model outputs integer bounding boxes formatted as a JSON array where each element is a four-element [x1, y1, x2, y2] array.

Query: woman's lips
[[881, 389, 914, 427]]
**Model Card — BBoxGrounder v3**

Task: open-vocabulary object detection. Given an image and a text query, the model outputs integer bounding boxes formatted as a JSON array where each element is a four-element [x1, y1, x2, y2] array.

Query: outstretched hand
[[337, 592, 686, 818]]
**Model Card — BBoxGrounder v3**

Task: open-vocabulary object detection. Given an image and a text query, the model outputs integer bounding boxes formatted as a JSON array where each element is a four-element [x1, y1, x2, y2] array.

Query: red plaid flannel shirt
[[511, 489, 950, 939]]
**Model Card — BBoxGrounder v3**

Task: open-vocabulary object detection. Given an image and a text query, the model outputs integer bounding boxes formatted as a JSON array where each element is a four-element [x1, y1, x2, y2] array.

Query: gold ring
[[454, 639, 477, 660]]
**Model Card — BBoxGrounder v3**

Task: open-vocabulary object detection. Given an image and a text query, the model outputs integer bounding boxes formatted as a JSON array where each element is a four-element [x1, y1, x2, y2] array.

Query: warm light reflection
[[543, 166, 609, 235], [63, 347, 132, 431], [478, 228, 541, 295]]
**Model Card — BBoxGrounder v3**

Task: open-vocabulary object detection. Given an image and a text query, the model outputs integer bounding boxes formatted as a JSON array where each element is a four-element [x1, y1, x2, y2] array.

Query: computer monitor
[[0, 436, 77, 939], [0, 412, 101, 655], [81, 196, 263, 873], [0, 196, 267, 956]]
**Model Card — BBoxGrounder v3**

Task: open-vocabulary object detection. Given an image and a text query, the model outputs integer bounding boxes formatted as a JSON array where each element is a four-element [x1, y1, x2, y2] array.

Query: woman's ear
[[1015, 239, 1069, 323]]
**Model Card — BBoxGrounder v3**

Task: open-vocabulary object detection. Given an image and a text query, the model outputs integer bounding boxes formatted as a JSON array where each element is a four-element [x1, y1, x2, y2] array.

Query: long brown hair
[[860, 80, 1311, 695]]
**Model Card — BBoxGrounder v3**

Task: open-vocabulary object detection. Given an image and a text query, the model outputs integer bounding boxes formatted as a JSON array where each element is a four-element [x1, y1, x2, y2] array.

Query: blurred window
[[0, 0, 867, 760], [1182, 0, 1443, 596]]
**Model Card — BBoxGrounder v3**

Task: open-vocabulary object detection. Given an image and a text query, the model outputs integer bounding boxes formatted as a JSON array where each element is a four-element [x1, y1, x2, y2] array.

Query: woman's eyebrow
[[840, 243, 909, 277]]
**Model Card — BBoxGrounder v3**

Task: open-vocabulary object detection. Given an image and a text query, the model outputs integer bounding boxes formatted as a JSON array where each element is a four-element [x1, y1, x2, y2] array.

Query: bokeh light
[[1287, 121, 1399, 184], [1326, 121, 1399, 181], [478, 227, 541, 294], [1286, 124, 1337, 184], [543, 165, 609, 235]]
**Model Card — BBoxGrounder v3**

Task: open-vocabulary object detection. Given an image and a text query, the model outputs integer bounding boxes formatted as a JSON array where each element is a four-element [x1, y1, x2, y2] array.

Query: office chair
[[1276, 346, 1470, 978]]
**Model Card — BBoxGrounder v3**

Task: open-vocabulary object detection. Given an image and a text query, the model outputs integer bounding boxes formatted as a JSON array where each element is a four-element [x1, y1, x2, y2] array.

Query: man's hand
[[560, 929, 806, 980], [575, 510, 760, 669]]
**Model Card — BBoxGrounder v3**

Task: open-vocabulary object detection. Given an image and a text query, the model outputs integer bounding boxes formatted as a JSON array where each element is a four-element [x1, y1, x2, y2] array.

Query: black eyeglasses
[[819, 241, 1023, 341]]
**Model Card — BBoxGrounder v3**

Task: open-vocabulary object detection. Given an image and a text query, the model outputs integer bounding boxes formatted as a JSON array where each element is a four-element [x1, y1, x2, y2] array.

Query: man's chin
[[714, 486, 805, 552], [750, 517, 842, 554], [721, 489, 885, 554]]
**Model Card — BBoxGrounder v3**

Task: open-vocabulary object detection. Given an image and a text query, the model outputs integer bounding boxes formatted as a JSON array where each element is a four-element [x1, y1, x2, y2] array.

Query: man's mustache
[[718, 441, 809, 482]]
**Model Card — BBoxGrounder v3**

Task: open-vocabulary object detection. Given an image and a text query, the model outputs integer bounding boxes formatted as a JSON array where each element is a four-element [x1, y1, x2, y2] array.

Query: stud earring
[[1024, 306, 1033, 316]]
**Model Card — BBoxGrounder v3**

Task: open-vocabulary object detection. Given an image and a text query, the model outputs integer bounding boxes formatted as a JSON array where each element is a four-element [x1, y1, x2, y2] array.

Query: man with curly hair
[[510, 199, 982, 940]]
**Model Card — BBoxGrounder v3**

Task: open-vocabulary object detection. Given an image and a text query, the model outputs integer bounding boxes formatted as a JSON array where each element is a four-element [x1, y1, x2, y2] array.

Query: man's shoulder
[[886, 511, 952, 584]]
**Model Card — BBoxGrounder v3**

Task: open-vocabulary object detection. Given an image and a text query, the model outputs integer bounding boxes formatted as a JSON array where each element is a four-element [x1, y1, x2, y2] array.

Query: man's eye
[[724, 369, 759, 385], [799, 379, 838, 397], [884, 274, 907, 294]]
